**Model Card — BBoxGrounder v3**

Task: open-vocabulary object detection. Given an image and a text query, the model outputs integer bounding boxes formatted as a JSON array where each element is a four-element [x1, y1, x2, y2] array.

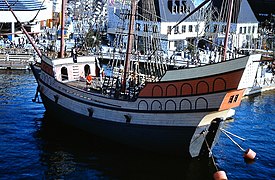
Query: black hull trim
[[40, 93, 200, 157], [30, 63, 41, 81]]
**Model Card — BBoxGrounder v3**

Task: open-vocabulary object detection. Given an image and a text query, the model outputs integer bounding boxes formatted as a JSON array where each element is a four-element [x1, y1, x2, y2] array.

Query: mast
[[122, 0, 138, 92], [222, 0, 234, 61], [59, 0, 67, 58]]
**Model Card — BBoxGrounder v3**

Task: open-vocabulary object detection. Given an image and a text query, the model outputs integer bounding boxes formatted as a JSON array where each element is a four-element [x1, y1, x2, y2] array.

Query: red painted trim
[[139, 69, 244, 97], [41, 61, 54, 77], [218, 89, 245, 111]]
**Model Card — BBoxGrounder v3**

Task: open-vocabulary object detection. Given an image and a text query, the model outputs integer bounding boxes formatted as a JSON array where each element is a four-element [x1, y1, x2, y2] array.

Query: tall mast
[[122, 0, 137, 92], [59, 0, 67, 58], [222, 0, 234, 61]]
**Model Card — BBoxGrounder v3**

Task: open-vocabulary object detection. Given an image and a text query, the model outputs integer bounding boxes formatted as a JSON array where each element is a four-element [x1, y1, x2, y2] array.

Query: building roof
[[211, 0, 258, 24], [237, 0, 258, 23], [0, 0, 46, 11]]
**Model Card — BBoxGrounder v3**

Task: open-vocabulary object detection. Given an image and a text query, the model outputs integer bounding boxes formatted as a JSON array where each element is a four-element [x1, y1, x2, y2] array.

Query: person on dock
[[5, 53, 9, 61], [72, 47, 77, 63], [100, 68, 105, 82]]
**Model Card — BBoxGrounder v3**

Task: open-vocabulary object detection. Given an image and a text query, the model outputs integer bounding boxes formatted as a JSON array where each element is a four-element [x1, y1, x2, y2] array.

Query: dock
[[244, 75, 275, 96], [0, 48, 34, 70]]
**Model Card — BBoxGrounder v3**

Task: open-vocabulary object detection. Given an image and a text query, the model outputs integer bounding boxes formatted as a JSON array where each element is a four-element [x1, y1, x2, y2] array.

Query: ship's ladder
[[72, 65, 80, 80]]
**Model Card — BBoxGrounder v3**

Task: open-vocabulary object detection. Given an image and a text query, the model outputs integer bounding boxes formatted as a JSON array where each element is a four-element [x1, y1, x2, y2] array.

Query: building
[[0, 0, 53, 41], [157, 0, 204, 52], [205, 0, 259, 50], [234, 0, 259, 49]]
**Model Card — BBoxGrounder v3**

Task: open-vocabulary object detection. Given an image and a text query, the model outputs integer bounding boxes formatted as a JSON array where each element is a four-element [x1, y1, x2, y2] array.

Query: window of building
[[214, 24, 218, 33], [248, 26, 251, 34], [144, 24, 149, 32], [172, 5, 177, 13], [179, 5, 184, 13], [239, 27, 242, 34], [182, 0, 187, 13], [152, 24, 158, 33], [167, 26, 172, 35], [195, 24, 199, 32], [168, 0, 187, 14], [189, 25, 193, 32], [174, 26, 179, 34], [243, 27, 247, 34], [182, 25, 186, 33], [136, 23, 141, 31], [222, 25, 226, 33], [168, 0, 173, 12]]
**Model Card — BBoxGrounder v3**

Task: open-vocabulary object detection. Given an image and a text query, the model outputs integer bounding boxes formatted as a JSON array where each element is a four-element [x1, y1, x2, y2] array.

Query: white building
[[106, 0, 202, 55], [157, 0, 204, 52], [205, 0, 259, 51], [0, 0, 53, 40], [234, 0, 259, 50]]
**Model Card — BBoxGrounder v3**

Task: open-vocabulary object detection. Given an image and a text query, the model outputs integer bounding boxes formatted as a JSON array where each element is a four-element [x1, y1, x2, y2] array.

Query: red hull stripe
[[41, 61, 54, 77], [139, 69, 244, 97]]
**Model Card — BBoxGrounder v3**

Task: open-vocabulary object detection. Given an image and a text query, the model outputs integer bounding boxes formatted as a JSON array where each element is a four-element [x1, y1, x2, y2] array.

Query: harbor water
[[0, 70, 274, 179]]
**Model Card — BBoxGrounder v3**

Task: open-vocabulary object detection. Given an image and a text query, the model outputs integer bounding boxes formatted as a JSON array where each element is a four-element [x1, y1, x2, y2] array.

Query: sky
[[193, 0, 204, 7]]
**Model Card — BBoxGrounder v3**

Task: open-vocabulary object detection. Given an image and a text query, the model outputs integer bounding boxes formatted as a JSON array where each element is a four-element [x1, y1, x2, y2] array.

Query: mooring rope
[[221, 128, 245, 152], [220, 128, 246, 141], [204, 138, 218, 172]]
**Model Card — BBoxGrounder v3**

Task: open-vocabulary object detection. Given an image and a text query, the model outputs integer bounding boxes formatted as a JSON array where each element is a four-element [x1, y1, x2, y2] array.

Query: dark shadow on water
[[244, 158, 256, 165], [33, 112, 217, 180]]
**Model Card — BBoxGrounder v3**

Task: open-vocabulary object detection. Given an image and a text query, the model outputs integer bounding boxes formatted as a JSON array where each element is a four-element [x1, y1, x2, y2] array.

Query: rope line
[[221, 128, 245, 152], [220, 128, 245, 141], [204, 138, 218, 171]]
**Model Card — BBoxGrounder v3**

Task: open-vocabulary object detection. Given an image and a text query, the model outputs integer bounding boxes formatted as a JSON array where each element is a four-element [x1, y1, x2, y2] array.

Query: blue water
[[0, 70, 274, 179]]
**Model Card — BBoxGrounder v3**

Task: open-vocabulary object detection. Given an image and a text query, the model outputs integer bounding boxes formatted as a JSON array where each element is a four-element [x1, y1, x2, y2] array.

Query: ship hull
[[40, 91, 224, 157], [41, 92, 194, 154], [30, 55, 250, 158]]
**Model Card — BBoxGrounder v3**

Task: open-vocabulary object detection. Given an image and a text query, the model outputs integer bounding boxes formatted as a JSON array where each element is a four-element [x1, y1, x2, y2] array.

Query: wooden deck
[[65, 76, 139, 101], [66, 77, 102, 92]]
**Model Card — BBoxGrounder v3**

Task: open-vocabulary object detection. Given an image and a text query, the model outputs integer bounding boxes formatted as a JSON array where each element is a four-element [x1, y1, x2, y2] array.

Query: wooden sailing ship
[[4, 0, 260, 157]]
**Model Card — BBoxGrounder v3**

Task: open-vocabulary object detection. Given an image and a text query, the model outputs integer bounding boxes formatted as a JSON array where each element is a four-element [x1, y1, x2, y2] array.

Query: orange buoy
[[213, 170, 228, 180], [243, 148, 256, 160]]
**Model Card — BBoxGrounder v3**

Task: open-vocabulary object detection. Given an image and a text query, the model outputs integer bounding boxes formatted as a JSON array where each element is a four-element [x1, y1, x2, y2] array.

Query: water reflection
[[34, 112, 216, 180]]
